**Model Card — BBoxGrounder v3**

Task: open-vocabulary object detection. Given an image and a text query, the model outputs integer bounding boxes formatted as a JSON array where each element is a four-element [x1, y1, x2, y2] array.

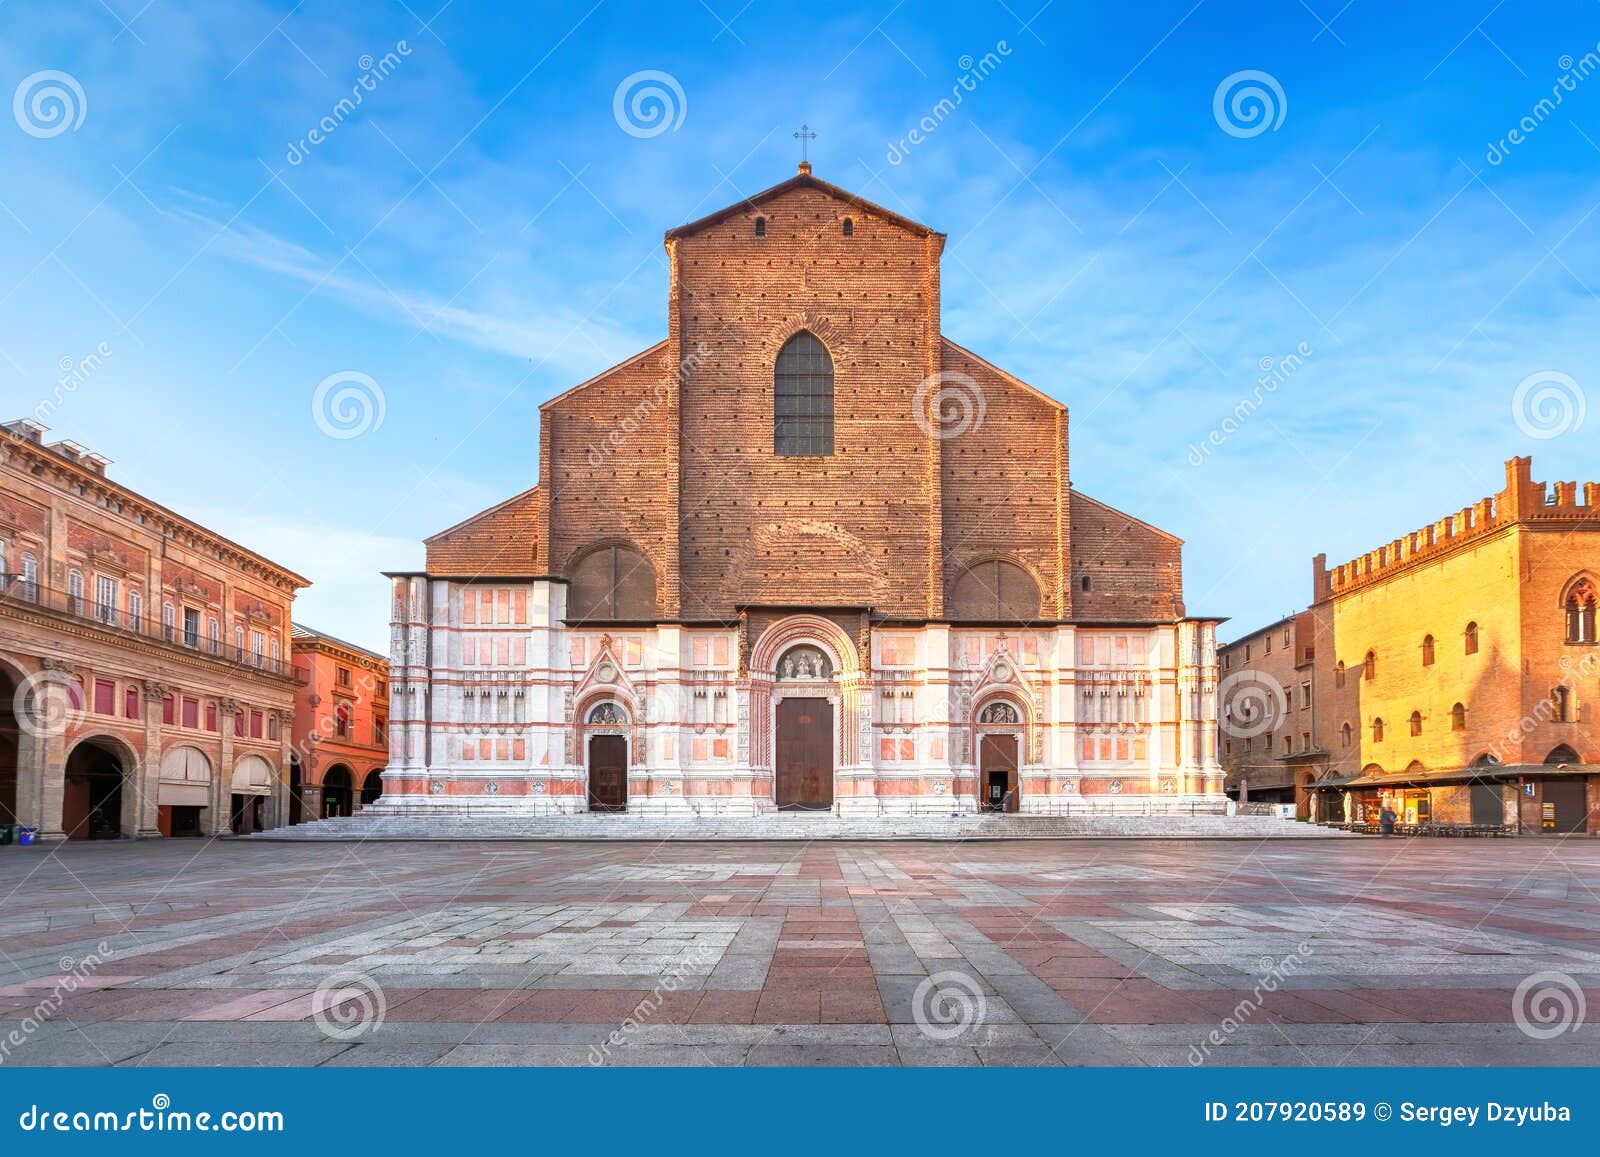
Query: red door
[[776, 697, 833, 809], [587, 735, 628, 812], [980, 734, 1019, 812]]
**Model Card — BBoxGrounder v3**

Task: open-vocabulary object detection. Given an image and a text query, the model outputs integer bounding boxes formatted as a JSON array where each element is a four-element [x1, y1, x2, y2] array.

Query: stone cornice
[[0, 429, 310, 592]]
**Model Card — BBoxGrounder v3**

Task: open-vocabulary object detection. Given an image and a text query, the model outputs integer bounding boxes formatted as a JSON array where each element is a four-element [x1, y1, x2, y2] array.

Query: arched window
[[1372, 717, 1384, 742], [1545, 743, 1580, 765], [949, 560, 1042, 621], [1334, 660, 1346, 689], [774, 331, 834, 456], [1409, 710, 1423, 737], [754, 216, 766, 237], [1420, 634, 1435, 666], [1340, 722, 1352, 748], [127, 590, 143, 632], [1565, 578, 1597, 643], [67, 568, 84, 615], [842, 217, 853, 236], [1451, 702, 1466, 731], [162, 602, 175, 640], [568, 544, 657, 621], [1464, 621, 1479, 655], [1080, 575, 1092, 593], [1362, 650, 1376, 682]]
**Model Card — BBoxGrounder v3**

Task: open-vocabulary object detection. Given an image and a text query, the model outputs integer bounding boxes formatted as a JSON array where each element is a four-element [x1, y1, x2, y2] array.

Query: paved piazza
[[2, 838, 1600, 1067]]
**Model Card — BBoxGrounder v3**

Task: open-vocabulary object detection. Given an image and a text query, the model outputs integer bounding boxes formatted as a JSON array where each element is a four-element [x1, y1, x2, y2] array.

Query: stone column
[[33, 659, 73, 841], [270, 708, 293, 829], [213, 697, 239, 835], [136, 679, 167, 837]]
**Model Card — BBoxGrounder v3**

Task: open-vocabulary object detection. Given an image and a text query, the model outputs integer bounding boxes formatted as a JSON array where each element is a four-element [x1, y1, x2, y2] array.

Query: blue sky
[[2, 0, 1596, 651]]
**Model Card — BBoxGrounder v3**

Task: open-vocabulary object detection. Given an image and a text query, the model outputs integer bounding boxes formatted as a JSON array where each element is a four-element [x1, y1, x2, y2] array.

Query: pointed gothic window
[[774, 331, 834, 456], [1565, 578, 1597, 643]]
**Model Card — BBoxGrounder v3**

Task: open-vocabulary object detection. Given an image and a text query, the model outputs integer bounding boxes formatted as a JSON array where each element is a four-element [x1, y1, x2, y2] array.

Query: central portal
[[776, 697, 833, 810]]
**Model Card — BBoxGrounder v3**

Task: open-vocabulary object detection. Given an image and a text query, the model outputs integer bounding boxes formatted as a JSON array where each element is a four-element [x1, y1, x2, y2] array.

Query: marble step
[[250, 813, 1352, 841]]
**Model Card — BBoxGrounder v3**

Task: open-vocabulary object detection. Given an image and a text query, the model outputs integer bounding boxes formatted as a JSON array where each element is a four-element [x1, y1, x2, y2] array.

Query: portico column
[[271, 709, 293, 829], [34, 659, 72, 841], [213, 698, 239, 835], [136, 679, 166, 837]]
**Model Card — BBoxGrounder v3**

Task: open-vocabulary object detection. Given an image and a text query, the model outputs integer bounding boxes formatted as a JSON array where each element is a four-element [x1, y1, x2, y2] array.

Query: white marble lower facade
[[377, 576, 1226, 818]]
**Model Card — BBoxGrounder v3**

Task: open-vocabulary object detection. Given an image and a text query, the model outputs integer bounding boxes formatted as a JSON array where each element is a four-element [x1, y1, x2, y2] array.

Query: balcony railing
[[0, 573, 290, 676]]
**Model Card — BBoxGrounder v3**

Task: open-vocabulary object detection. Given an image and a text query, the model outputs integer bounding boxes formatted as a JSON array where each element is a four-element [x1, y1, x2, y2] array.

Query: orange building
[[0, 419, 307, 838], [288, 624, 390, 821], [1223, 457, 1598, 834]]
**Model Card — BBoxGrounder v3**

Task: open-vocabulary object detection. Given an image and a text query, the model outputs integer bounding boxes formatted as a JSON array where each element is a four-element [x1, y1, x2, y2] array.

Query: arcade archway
[[321, 765, 353, 818], [63, 738, 131, 840]]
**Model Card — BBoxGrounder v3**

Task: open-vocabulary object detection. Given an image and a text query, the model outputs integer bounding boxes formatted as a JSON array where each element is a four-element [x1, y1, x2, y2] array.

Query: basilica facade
[[379, 166, 1224, 818]]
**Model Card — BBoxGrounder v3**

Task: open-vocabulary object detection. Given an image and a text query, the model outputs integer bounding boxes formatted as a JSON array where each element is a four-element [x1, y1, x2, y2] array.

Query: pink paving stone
[[181, 990, 313, 1021], [561, 991, 657, 1023], [754, 990, 822, 1024], [821, 991, 887, 1024], [688, 991, 760, 1025]]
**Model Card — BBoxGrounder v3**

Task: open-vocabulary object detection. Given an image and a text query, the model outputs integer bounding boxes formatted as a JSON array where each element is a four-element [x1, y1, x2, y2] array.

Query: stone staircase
[[250, 810, 1354, 842]]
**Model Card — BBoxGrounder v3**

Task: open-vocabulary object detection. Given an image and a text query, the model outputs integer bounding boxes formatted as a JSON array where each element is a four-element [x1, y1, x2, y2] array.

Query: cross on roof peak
[[794, 123, 816, 171]]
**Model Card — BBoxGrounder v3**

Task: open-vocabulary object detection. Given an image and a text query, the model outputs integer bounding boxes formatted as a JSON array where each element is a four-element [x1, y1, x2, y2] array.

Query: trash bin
[[17, 828, 36, 847], [0, 824, 16, 846]]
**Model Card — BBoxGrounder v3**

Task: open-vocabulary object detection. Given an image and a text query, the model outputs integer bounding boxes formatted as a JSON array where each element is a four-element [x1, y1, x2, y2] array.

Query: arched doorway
[[0, 664, 20, 826], [62, 739, 129, 840], [584, 701, 630, 812], [976, 698, 1023, 812], [774, 645, 835, 811], [360, 770, 384, 806], [321, 765, 353, 818]]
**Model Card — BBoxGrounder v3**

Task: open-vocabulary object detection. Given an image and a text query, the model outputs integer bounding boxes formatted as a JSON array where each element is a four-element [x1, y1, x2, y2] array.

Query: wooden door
[[776, 697, 833, 809], [980, 734, 1019, 813], [587, 735, 628, 812]]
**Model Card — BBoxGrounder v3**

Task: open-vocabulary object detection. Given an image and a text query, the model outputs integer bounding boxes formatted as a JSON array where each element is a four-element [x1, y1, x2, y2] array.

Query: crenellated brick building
[[379, 167, 1225, 819], [1222, 457, 1599, 833], [0, 419, 307, 839]]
